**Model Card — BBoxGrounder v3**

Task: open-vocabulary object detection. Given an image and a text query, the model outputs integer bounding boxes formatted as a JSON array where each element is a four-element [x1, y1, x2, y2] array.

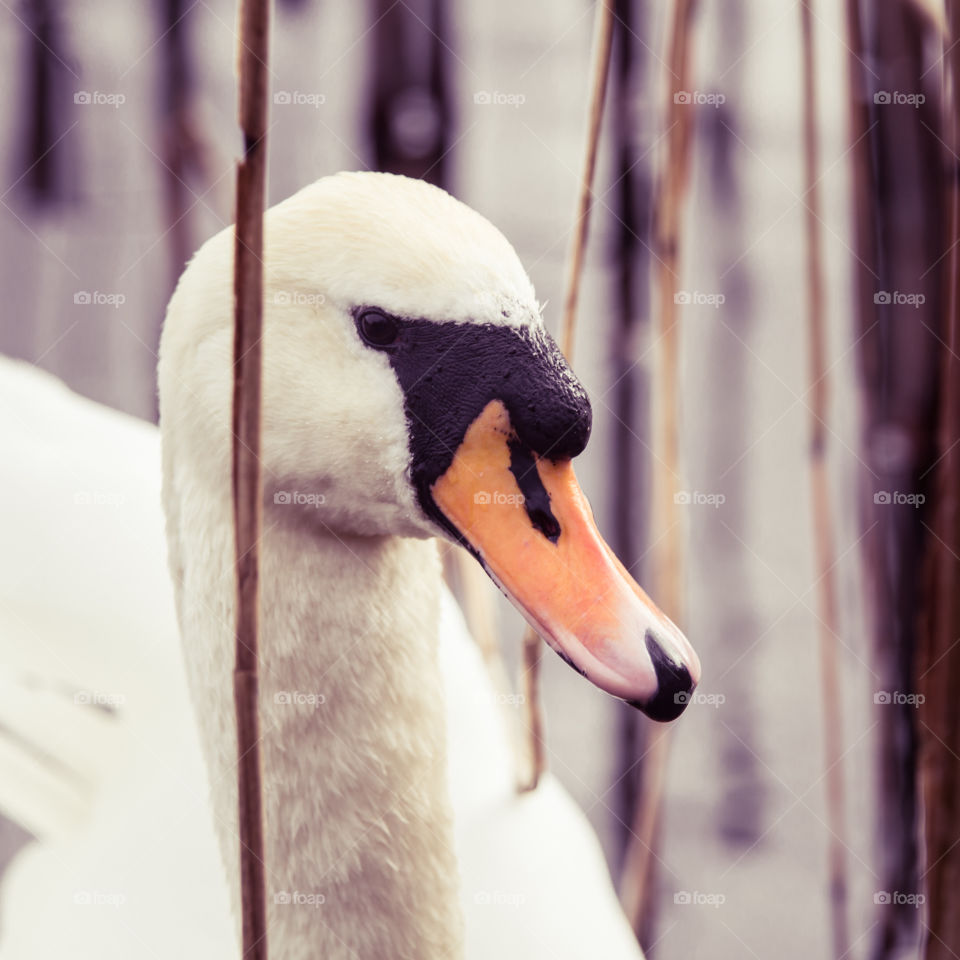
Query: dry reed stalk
[[845, 4, 944, 956], [559, 0, 617, 354], [917, 6, 960, 957], [618, 723, 669, 931], [619, 0, 697, 938], [160, 0, 197, 295], [842, 0, 875, 351], [609, 0, 655, 864], [799, 3, 850, 957], [232, 0, 271, 956], [518, 0, 616, 793]]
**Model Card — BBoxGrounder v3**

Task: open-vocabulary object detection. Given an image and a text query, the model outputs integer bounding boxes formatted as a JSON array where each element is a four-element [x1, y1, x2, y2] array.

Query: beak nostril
[[507, 437, 562, 544], [527, 507, 560, 542]]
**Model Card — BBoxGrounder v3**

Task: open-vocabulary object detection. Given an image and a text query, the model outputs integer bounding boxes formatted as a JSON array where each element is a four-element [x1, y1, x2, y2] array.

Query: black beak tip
[[626, 631, 696, 722]]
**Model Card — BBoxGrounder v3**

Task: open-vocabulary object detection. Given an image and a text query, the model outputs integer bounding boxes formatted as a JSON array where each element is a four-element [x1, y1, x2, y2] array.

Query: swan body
[[0, 357, 641, 959]]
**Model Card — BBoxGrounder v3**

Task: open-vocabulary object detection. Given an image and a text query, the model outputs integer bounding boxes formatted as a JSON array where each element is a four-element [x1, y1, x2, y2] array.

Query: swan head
[[160, 171, 699, 721]]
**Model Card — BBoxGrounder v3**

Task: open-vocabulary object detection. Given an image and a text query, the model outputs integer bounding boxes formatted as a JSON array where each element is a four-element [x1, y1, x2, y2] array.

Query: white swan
[[0, 171, 699, 959]]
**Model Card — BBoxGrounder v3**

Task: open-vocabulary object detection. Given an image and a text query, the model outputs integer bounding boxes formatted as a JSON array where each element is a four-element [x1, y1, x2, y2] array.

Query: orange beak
[[431, 400, 700, 721]]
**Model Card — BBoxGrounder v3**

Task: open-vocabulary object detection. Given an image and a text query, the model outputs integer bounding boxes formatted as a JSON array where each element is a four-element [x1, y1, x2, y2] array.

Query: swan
[[0, 171, 700, 959]]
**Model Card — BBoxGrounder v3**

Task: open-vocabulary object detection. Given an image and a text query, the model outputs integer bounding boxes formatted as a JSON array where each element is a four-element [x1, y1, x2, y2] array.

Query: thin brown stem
[[518, 0, 616, 794], [800, 3, 851, 957], [517, 633, 546, 792], [619, 0, 697, 941], [232, 0, 271, 957], [918, 6, 960, 958], [560, 0, 616, 360], [618, 724, 669, 929]]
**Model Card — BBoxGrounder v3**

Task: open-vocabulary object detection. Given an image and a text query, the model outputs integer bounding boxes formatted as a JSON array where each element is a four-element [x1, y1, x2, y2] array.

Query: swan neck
[[172, 502, 464, 959]]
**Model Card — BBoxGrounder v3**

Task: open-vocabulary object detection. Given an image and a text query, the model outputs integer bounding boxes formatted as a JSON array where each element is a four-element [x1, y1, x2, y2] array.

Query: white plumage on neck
[[164, 475, 463, 956]]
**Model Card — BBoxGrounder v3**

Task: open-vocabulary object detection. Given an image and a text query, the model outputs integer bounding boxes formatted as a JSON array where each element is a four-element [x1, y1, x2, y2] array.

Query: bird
[[0, 171, 699, 959]]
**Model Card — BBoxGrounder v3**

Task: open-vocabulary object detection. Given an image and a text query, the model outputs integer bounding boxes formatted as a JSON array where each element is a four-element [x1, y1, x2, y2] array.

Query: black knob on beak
[[628, 631, 696, 722]]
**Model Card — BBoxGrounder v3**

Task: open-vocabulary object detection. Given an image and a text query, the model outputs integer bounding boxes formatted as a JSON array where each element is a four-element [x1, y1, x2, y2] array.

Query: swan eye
[[358, 310, 400, 347]]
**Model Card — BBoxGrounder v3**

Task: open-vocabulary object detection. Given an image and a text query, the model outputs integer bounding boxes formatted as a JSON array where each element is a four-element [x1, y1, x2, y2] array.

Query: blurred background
[[1, 0, 959, 958]]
